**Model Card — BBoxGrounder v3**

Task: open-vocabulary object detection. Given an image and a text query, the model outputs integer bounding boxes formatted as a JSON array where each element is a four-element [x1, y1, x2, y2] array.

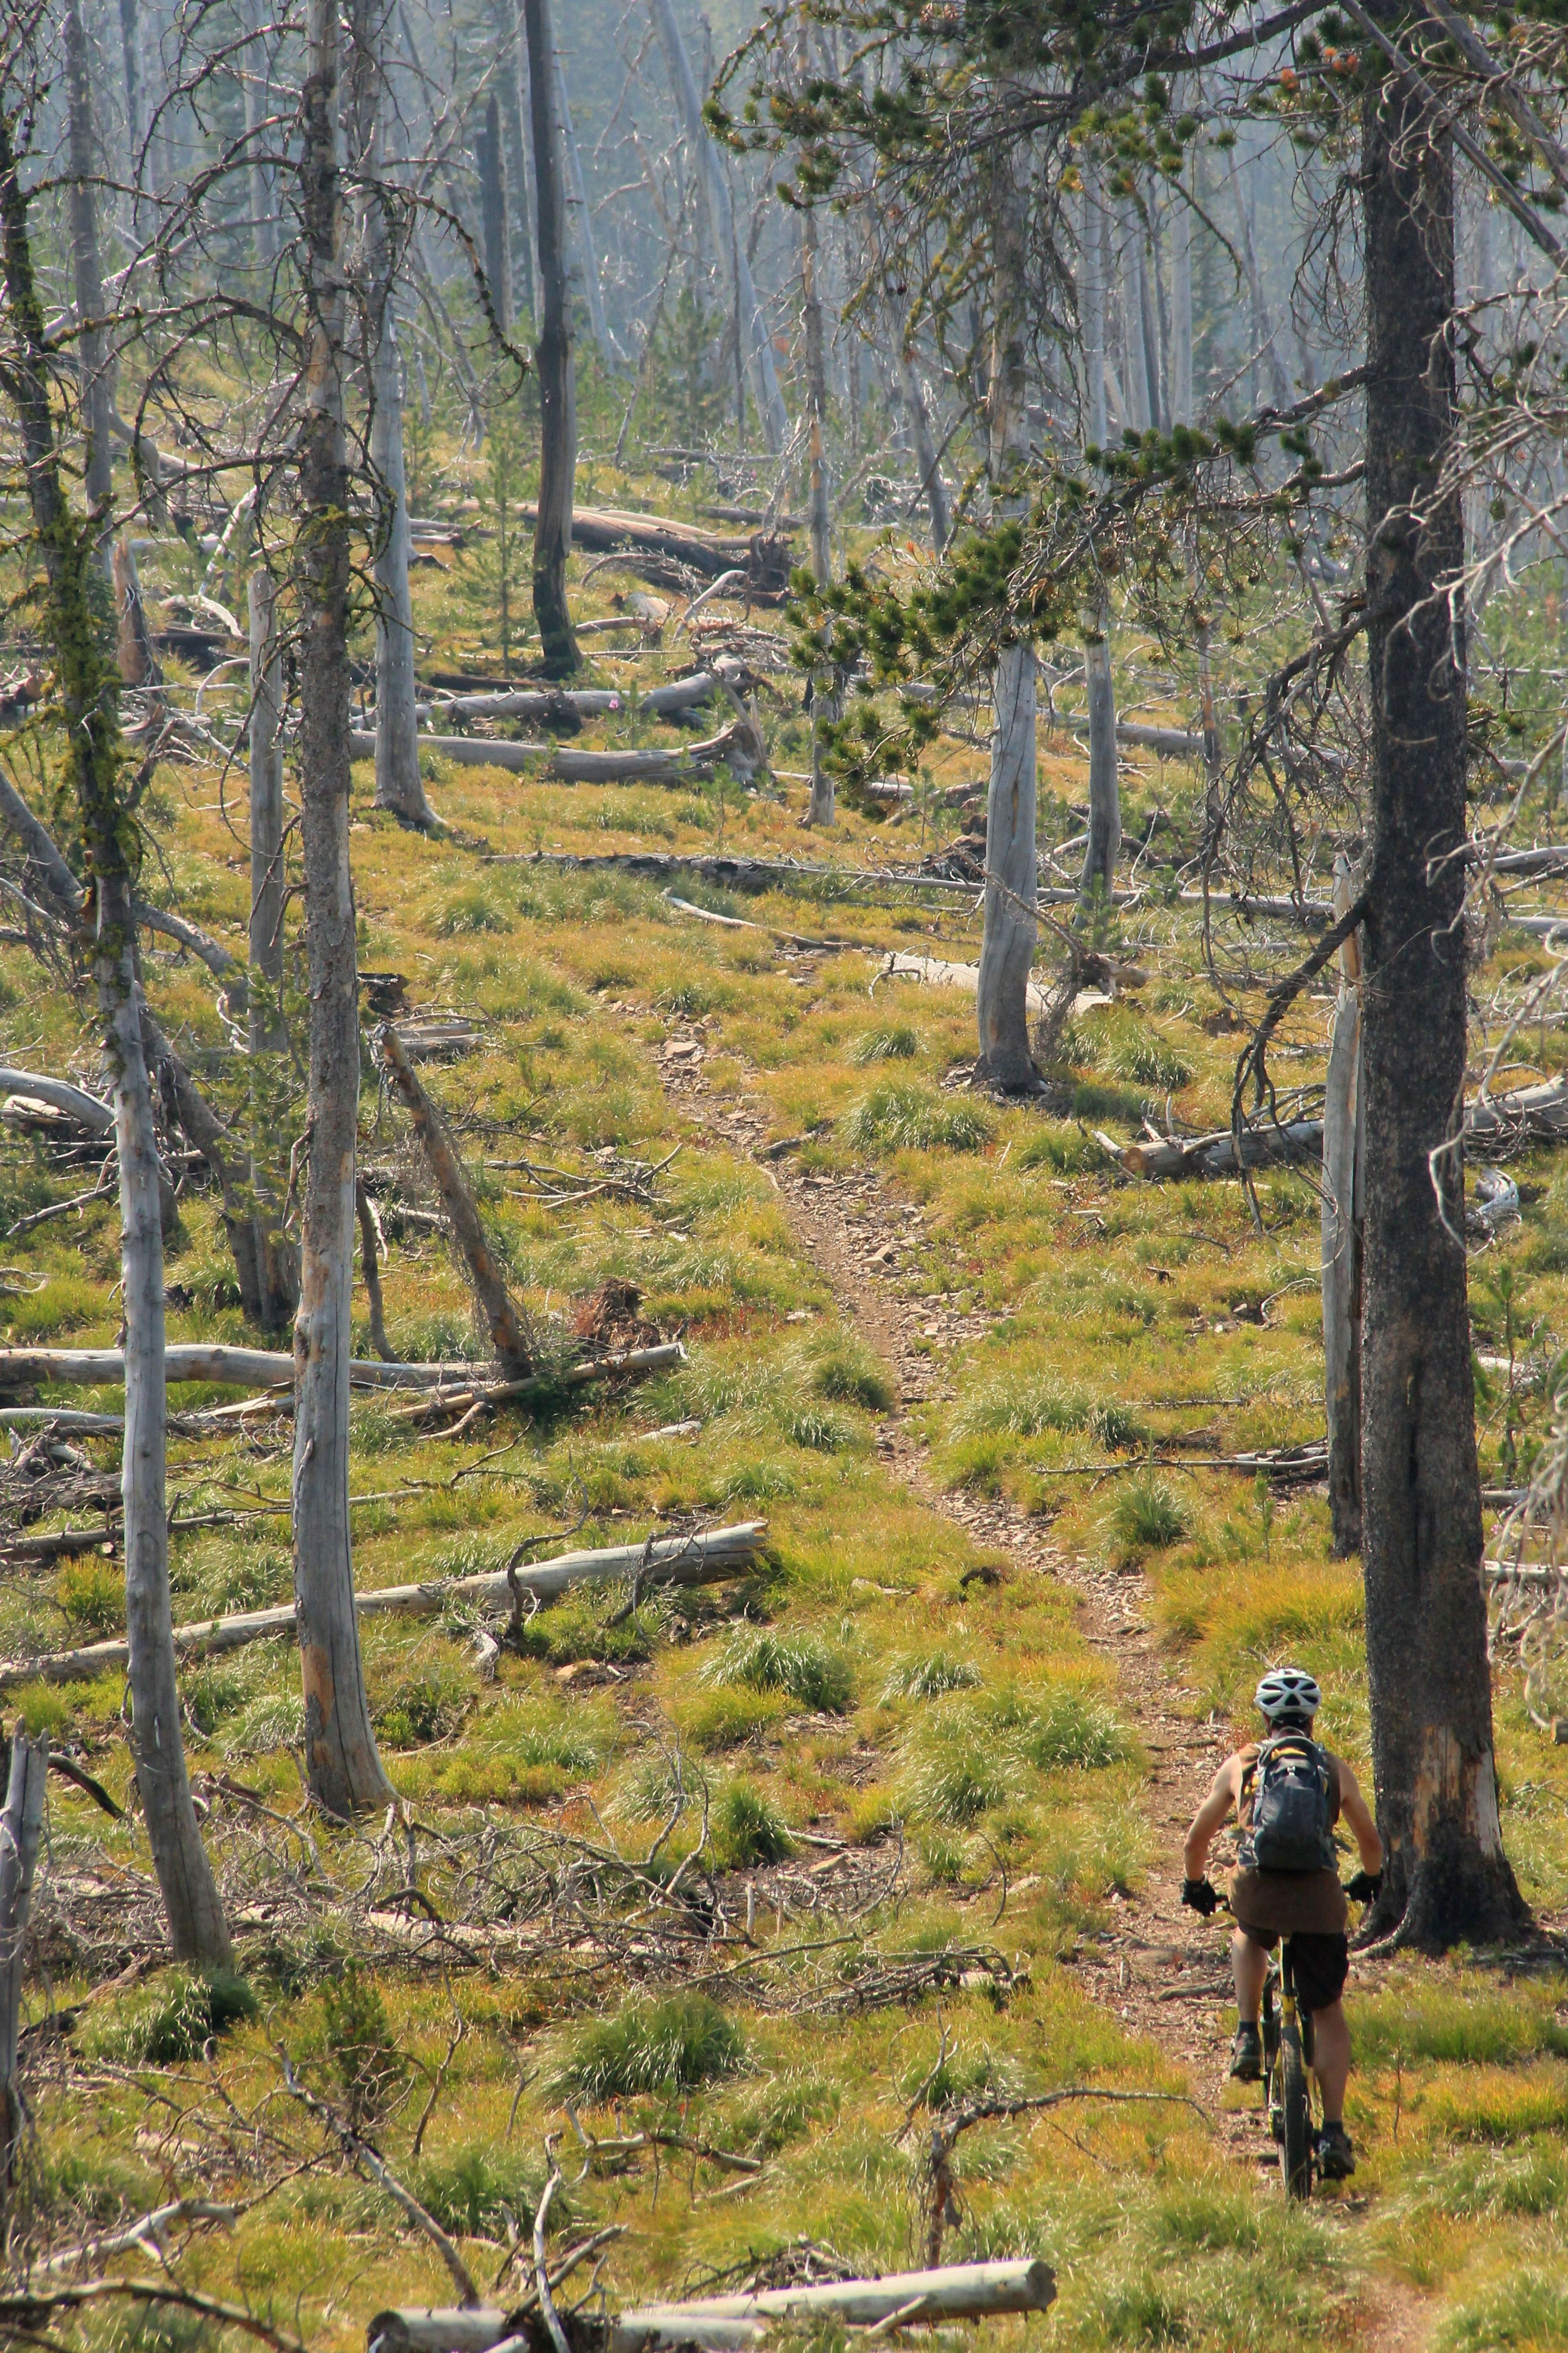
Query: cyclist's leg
[[1232, 1927, 1267, 2021], [1311, 2000, 1351, 2125]]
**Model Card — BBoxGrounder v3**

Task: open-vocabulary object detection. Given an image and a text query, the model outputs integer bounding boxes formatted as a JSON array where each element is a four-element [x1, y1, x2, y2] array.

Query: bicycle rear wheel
[[1278, 2021, 1314, 2200]]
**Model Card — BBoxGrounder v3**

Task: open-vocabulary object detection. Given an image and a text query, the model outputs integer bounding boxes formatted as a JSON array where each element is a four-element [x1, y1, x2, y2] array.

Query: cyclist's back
[[1181, 1666, 1383, 2182]]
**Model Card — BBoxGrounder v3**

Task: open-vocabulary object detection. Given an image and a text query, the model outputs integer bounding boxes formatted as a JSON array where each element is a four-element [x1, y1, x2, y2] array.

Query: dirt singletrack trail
[[657, 1029, 1298, 2177]]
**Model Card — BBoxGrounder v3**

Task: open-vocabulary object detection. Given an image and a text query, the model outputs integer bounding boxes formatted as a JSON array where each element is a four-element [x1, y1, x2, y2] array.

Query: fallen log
[[0, 1344, 487, 1390], [376, 1025, 535, 1373], [370, 2262, 1056, 2353], [406, 673, 716, 723], [1102, 1073, 1568, 1180], [0, 1070, 114, 1137], [0, 1520, 767, 1689], [519, 502, 792, 590], [0, 1339, 684, 1403]]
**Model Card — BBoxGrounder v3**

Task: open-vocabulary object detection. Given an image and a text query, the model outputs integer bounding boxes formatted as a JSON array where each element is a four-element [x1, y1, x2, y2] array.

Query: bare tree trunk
[[355, 1178, 393, 1360], [247, 573, 300, 1330], [1081, 166, 1107, 448], [503, 0, 539, 321], [366, 90, 437, 829], [0, 1724, 45, 2217], [892, 314, 949, 553], [555, 49, 617, 366], [1234, 164, 1292, 408], [0, 105, 231, 1968], [118, 0, 143, 174], [1323, 855, 1362, 1556], [803, 197, 836, 828], [1171, 176, 1193, 424], [648, 0, 788, 454], [1081, 605, 1119, 906], [478, 91, 512, 335], [244, 0, 276, 272], [975, 146, 1038, 1093], [1121, 209, 1152, 433], [65, 0, 114, 537], [293, 0, 394, 1818], [523, 0, 580, 678], [1359, 22, 1527, 1947]]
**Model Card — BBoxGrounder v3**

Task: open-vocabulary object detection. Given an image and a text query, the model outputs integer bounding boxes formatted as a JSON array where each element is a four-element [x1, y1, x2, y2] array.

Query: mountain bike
[[1261, 1933, 1315, 2201]]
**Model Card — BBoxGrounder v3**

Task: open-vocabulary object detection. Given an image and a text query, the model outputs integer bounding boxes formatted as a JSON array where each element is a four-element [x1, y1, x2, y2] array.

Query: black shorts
[[1240, 1927, 1349, 2014]]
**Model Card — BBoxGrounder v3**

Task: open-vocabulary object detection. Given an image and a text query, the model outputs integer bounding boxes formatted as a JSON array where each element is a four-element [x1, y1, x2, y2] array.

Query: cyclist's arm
[[1336, 1762, 1384, 1871], [1183, 1757, 1241, 1880]]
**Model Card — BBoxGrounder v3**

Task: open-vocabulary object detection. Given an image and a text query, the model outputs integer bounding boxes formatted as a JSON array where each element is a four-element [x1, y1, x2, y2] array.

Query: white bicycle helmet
[[1255, 1666, 1321, 1723]]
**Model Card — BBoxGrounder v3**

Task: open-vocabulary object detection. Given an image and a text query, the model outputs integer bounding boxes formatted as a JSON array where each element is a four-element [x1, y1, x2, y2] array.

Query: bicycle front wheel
[[1278, 2022, 1314, 2201]]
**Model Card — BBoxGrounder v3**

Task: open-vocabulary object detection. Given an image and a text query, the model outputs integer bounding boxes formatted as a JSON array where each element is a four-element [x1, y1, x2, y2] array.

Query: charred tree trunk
[[1081, 606, 1120, 906], [892, 314, 949, 554], [975, 147, 1038, 1093], [1359, 29, 1527, 1947], [65, 0, 114, 538], [292, 0, 394, 1817], [1323, 853, 1363, 1556], [523, 0, 580, 678], [477, 92, 512, 336], [503, 0, 539, 321], [0, 110, 231, 1967]]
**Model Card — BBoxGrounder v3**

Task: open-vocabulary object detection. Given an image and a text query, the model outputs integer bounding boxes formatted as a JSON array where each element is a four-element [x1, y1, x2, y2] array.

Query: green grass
[[552, 1996, 746, 2100], [843, 1081, 993, 1153], [703, 1625, 856, 1713]]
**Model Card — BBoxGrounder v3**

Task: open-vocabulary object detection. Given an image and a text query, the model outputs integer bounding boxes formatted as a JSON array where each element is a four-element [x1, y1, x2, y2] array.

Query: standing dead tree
[[292, 0, 395, 1815], [523, 0, 580, 677], [0, 91, 230, 1961]]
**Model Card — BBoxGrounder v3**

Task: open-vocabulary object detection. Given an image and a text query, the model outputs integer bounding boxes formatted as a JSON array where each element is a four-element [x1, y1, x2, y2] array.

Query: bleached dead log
[[0, 1345, 497, 1390], [0, 1521, 766, 1689], [525, 501, 791, 586], [0, 1070, 114, 1136], [370, 2262, 1055, 2353], [613, 2261, 1056, 2352]]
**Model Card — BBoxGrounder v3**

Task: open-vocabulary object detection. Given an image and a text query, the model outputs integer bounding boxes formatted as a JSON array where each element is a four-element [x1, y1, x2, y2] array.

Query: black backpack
[[1238, 1732, 1336, 1874]]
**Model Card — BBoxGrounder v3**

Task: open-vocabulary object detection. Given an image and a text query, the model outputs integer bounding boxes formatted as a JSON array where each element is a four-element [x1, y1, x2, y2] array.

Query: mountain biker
[[1178, 1666, 1384, 2181]]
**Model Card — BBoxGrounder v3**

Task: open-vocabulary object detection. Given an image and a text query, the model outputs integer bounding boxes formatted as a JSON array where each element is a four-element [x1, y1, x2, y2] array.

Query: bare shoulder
[[1327, 1751, 1366, 1801]]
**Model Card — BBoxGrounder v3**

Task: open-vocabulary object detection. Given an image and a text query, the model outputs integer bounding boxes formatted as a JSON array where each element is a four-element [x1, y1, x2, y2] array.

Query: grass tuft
[[711, 1779, 794, 1868], [704, 1625, 856, 1713], [81, 1969, 258, 2065], [881, 1650, 982, 1704], [844, 1081, 992, 1154], [1106, 1474, 1192, 1563], [850, 1023, 919, 1065], [553, 1994, 744, 2100]]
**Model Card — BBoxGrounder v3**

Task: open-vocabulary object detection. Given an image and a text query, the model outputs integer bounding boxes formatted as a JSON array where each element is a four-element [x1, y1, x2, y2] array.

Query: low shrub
[[553, 1994, 744, 2099], [321, 1965, 407, 2126], [57, 1556, 123, 1635]]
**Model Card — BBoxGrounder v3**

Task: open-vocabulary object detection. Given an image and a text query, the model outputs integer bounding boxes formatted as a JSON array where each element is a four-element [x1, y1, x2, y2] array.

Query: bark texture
[[1359, 35, 1526, 1946], [523, 0, 579, 677], [0, 112, 230, 1966], [1323, 854, 1363, 1555], [293, 0, 394, 1816], [803, 200, 835, 828], [478, 92, 512, 335], [975, 148, 1037, 1091]]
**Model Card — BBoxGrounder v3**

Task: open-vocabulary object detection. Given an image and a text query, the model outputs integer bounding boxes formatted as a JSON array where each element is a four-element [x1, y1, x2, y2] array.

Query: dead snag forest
[[5, 0, 1568, 2344]]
